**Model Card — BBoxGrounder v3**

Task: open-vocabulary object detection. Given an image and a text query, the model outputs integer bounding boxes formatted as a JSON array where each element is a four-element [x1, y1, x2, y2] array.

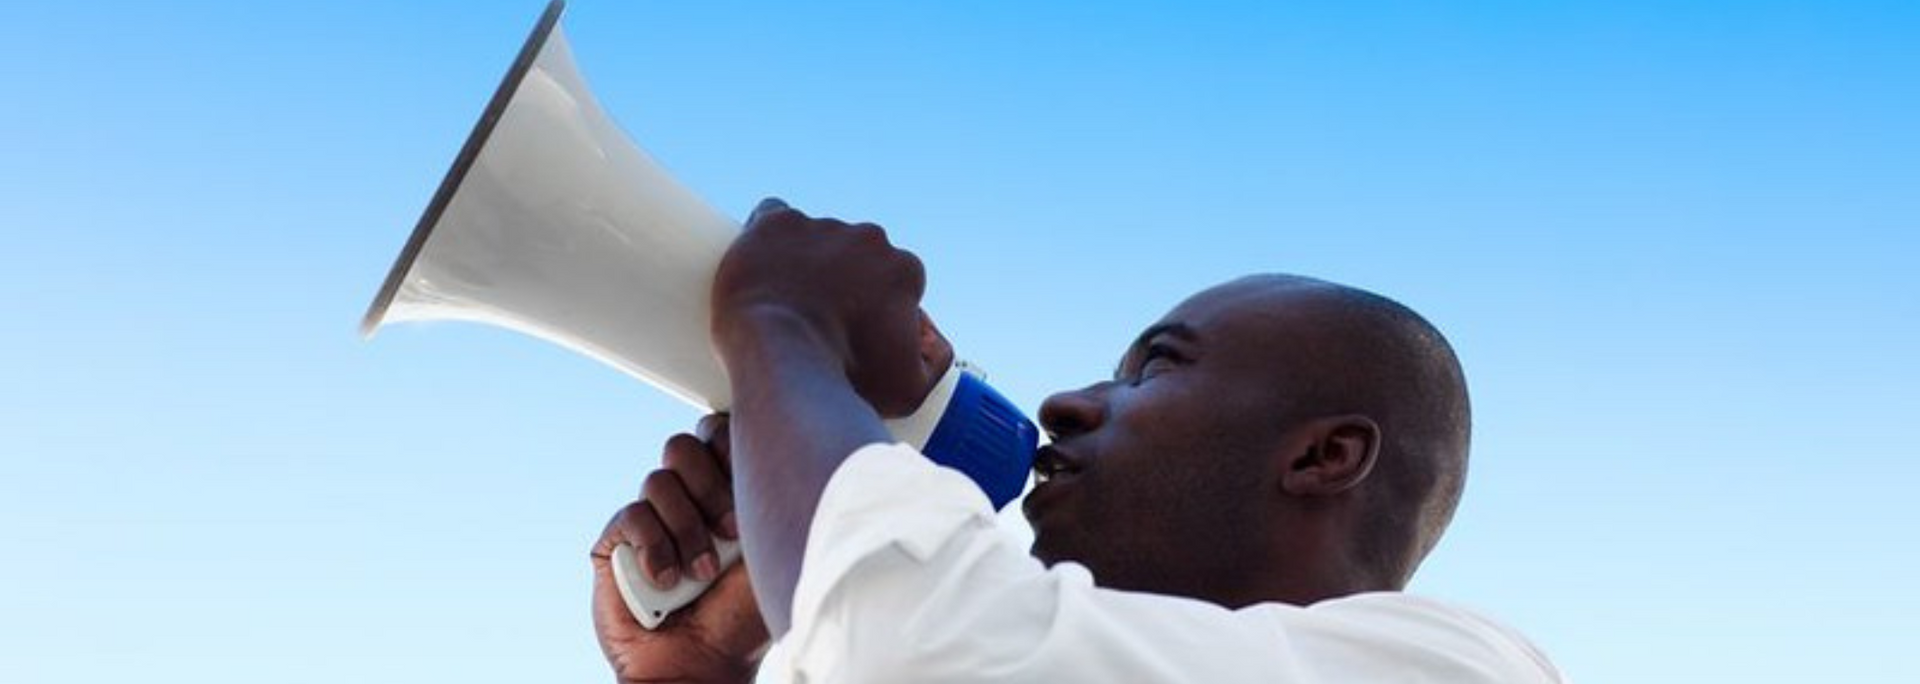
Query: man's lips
[[1024, 445, 1084, 522], [1030, 445, 1084, 484]]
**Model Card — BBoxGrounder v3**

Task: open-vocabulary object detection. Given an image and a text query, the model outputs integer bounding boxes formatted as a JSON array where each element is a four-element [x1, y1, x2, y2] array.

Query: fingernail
[[719, 511, 739, 539], [653, 565, 680, 589], [692, 552, 720, 582]]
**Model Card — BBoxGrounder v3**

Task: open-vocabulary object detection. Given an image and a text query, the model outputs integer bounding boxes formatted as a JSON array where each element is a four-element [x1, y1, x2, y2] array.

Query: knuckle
[[607, 502, 642, 534], [661, 433, 707, 471], [641, 468, 681, 499], [661, 433, 705, 464], [662, 436, 732, 513], [627, 504, 668, 547], [850, 222, 889, 245], [645, 475, 713, 554], [758, 208, 806, 231], [597, 508, 630, 549], [695, 413, 729, 441], [897, 249, 926, 284], [632, 510, 674, 555]]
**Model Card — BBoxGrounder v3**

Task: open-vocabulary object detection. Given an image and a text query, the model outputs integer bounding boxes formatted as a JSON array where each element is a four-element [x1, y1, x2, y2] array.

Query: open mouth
[[1032, 445, 1082, 484]]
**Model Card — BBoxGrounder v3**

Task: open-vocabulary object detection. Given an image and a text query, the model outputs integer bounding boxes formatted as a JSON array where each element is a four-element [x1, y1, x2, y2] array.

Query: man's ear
[[1280, 415, 1381, 496]]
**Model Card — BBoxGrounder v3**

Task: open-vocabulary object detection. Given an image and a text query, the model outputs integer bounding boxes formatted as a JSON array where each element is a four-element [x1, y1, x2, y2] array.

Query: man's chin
[[1027, 535, 1074, 568]]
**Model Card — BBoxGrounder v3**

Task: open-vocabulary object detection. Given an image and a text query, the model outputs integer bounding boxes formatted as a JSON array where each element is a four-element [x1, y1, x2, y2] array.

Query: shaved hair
[[1240, 275, 1472, 587]]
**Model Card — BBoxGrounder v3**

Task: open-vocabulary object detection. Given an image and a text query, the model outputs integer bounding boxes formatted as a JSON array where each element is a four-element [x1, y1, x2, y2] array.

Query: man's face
[[1024, 280, 1307, 596]]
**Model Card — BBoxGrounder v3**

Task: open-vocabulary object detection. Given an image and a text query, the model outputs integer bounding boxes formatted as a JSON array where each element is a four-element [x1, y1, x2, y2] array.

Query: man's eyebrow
[[1114, 322, 1199, 378]]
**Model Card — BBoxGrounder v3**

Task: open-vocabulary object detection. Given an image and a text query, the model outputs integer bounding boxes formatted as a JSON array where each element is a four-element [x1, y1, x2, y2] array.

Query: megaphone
[[361, 0, 1038, 629]]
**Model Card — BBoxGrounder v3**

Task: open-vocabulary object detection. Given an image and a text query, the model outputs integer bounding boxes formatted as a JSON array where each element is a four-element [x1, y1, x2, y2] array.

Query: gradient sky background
[[3, 1, 1916, 682]]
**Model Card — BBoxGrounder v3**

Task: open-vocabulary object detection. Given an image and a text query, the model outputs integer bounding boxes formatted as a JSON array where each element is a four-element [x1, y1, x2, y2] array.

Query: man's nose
[[1038, 383, 1108, 440]]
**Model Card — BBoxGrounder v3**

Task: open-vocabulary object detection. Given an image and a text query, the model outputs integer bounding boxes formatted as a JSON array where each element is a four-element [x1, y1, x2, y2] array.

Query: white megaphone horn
[[361, 0, 1037, 630]]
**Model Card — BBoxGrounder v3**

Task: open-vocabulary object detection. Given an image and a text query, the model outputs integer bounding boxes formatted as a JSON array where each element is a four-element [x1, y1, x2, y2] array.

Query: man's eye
[[1134, 344, 1181, 382]]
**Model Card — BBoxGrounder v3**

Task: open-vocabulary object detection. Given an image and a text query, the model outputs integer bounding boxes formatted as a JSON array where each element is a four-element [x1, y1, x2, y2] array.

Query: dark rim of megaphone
[[360, 0, 569, 339]]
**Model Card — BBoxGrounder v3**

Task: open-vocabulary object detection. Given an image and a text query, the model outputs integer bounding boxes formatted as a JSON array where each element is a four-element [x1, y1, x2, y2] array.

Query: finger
[[600, 501, 682, 589], [590, 552, 644, 640], [695, 414, 734, 478], [918, 310, 957, 381], [895, 245, 928, 300], [643, 469, 722, 583], [664, 432, 737, 540], [840, 219, 921, 299]]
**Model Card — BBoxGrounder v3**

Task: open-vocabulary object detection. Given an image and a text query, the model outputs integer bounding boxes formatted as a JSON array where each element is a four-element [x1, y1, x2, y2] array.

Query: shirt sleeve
[[772, 442, 1565, 684]]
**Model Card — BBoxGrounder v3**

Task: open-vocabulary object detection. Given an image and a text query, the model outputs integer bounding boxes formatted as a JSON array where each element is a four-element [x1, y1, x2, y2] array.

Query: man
[[589, 199, 1565, 683]]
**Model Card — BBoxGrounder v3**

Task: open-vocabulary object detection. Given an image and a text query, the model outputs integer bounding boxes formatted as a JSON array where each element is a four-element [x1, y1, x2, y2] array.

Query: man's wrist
[[713, 303, 849, 379]]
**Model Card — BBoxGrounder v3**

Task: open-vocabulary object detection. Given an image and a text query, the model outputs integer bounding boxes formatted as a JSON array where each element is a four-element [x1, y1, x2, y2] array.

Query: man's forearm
[[721, 306, 891, 638]]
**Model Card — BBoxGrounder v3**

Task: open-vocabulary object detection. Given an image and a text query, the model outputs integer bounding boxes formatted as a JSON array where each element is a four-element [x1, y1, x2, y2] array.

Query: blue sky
[[3, 1, 1916, 682]]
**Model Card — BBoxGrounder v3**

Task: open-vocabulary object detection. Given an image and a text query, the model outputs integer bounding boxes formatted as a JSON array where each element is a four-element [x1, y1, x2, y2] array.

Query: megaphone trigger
[[611, 538, 743, 631]]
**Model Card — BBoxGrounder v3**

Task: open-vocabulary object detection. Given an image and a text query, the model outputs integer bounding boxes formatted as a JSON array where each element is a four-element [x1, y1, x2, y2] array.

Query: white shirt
[[762, 442, 1566, 683]]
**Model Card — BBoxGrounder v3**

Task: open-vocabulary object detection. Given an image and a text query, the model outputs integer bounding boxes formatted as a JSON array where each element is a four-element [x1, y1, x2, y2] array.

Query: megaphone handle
[[611, 537, 743, 630], [612, 363, 963, 629]]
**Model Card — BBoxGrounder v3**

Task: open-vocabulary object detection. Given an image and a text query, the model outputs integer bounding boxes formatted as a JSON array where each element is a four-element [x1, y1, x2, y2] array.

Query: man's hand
[[712, 198, 936, 416], [590, 416, 768, 684]]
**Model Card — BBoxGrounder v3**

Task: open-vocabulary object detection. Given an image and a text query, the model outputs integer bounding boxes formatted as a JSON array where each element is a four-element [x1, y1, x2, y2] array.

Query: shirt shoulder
[[1247, 592, 1568, 683]]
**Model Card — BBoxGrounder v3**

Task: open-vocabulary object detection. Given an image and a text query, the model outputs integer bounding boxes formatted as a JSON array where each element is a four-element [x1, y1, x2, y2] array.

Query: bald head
[[1222, 275, 1472, 586], [1029, 273, 1471, 605]]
